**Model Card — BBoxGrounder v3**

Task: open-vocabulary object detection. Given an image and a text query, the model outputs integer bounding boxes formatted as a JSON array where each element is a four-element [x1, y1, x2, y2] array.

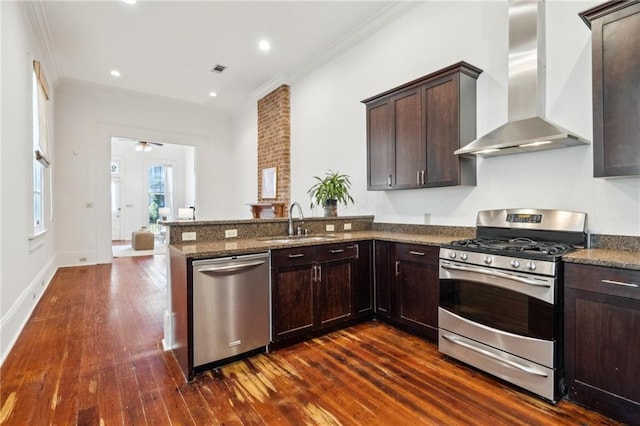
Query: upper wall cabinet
[[580, 1, 640, 177], [362, 62, 482, 190]]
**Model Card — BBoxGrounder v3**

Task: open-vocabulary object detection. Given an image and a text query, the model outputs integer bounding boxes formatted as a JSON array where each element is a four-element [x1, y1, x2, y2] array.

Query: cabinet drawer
[[316, 243, 357, 262], [565, 263, 640, 301], [395, 243, 438, 264], [271, 246, 317, 267]]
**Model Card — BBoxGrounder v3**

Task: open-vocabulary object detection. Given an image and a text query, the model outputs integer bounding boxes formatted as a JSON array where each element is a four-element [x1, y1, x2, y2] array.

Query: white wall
[[230, 100, 260, 219], [234, 0, 640, 236], [1, 2, 58, 363], [54, 83, 237, 266], [111, 139, 194, 238]]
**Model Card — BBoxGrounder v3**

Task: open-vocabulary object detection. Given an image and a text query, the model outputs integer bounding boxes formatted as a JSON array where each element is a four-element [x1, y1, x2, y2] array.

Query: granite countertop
[[563, 249, 640, 271], [169, 228, 640, 271], [169, 230, 460, 259]]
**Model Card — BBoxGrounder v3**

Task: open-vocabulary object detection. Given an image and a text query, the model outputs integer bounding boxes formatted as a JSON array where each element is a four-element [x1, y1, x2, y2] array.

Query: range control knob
[[526, 261, 537, 271], [510, 259, 520, 269], [448, 251, 456, 259], [484, 256, 493, 265], [460, 253, 468, 261]]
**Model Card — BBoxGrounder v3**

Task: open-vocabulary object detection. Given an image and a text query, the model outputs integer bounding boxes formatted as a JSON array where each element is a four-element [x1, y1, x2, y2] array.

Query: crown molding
[[250, 1, 419, 103], [22, 1, 60, 85], [250, 74, 290, 102], [288, 1, 421, 84]]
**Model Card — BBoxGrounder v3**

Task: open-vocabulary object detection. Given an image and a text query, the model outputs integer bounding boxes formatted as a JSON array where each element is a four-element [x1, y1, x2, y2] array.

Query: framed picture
[[110, 160, 120, 175], [262, 167, 277, 199]]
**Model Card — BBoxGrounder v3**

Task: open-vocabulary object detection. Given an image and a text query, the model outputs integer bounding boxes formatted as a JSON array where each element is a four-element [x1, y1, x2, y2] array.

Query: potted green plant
[[307, 169, 354, 217]]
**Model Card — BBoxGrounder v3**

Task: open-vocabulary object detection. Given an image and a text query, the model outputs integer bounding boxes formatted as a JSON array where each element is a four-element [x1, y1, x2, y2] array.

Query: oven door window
[[440, 279, 554, 341]]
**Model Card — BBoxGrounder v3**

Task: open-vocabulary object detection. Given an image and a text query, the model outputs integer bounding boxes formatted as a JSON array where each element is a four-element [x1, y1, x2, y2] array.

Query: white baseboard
[[55, 249, 98, 267], [0, 256, 57, 365]]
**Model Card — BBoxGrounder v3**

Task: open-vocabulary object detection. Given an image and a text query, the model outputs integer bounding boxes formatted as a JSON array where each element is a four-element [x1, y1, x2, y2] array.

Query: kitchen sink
[[259, 235, 337, 244]]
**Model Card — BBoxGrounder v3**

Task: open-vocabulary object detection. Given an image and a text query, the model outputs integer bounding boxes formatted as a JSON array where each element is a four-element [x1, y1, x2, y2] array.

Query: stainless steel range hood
[[455, 0, 589, 157]]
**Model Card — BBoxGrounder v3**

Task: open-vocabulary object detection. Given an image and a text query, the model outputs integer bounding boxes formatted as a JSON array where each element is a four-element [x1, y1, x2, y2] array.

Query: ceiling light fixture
[[209, 91, 218, 98], [135, 141, 152, 152], [121, 0, 137, 4], [110, 70, 121, 77], [258, 39, 271, 52]]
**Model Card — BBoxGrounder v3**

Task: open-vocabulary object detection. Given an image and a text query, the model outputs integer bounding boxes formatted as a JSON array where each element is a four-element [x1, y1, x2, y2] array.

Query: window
[[148, 164, 174, 233], [32, 59, 50, 236]]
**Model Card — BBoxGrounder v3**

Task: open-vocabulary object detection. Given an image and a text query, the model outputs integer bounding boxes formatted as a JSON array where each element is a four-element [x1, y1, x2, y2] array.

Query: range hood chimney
[[455, 0, 589, 157]]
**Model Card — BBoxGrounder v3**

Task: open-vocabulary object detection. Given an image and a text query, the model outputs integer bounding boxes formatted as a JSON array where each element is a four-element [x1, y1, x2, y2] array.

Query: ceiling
[[36, 1, 414, 113]]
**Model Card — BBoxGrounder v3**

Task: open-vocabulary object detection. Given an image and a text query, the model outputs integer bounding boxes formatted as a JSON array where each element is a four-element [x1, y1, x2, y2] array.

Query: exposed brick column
[[257, 85, 290, 216]]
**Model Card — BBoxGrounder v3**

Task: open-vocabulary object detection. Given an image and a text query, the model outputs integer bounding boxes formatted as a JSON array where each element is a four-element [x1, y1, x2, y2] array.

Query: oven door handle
[[442, 334, 548, 377], [441, 263, 550, 288]]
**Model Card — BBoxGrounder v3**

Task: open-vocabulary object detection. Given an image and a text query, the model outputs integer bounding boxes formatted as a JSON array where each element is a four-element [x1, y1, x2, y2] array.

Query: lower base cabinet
[[271, 242, 372, 345], [393, 243, 440, 341], [374, 241, 392, 319], [565, 263, 640, 425], [372, 241, 440, 341]]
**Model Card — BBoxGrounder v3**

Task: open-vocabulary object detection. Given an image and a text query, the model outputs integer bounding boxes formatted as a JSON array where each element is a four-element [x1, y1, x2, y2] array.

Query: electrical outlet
[[79, 257, 87, 262], [326, 224, 335, 232], [182, 231, 196, 241], [424, 213, 431, 225], [343, 223, 352, 231], [225, 229, 238, 238]]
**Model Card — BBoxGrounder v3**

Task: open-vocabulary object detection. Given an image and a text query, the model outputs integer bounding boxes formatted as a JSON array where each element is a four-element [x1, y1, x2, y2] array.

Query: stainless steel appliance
[[438, 208, 587, 402], [192, 252, 270, 369]]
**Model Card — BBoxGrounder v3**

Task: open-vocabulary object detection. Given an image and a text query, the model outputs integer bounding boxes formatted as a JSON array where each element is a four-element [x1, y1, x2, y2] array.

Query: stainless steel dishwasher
[[192, 252, 270, 368]]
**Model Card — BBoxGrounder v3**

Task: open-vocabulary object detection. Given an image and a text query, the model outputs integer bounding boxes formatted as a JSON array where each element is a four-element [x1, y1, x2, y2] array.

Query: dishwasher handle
[[197, 260, 266, 274]]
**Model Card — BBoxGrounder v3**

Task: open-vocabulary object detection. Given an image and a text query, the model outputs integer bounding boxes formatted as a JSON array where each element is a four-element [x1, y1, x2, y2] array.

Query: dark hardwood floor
[[0, 254, 622, 425]]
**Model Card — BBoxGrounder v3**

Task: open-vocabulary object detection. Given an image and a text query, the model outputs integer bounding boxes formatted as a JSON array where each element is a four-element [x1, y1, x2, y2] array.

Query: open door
[[111, 178, 122, 240]]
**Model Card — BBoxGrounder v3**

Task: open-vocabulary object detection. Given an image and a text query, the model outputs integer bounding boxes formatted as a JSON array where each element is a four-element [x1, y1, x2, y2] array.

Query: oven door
[[439, 259, 558, 364], [439, 259, 557, 341]]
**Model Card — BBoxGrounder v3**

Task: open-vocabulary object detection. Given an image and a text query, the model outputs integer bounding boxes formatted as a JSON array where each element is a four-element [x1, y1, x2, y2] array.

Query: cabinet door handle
[[409, 250, 425, 256], [313, 265, 317, 282], [421, 170, 425, 185], [288, 253, 305, 259], [354, 244, 360, 260], [388, 174, 392, 187], [395, 260, 400, 277], [317, 265, 322, 282], [602, 279, 639, 288], [330, 249, 345, 254], [416, 171, 420, 186]]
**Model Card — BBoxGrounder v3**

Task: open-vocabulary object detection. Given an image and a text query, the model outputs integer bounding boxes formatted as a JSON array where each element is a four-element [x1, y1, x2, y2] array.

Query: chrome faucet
[[288, 202, 305, 236]]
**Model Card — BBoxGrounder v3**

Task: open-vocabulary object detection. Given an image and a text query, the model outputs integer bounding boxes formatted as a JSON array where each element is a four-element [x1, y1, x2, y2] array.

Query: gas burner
[[447, 237, 577, 259]]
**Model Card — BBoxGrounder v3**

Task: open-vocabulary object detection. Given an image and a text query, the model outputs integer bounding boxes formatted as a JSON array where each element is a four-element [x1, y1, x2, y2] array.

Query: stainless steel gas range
[[438, 208, 587, 402]]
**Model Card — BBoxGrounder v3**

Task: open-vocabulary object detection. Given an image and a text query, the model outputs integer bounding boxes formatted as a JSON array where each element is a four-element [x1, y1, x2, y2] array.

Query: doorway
[[110, 137, 196, 244]]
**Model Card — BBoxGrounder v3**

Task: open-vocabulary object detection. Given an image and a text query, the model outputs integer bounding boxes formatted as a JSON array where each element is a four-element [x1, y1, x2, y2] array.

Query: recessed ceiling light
[[121, 0, 136, 4], [110, 70, 121, 77], [209, 91, 218, 98], [258, 39, 271, 52]]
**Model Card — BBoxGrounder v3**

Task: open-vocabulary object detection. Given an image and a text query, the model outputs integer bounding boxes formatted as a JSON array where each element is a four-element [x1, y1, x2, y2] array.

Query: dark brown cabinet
[[271, 246, 317, 342], [374, 240, 393, 319], [353, 241, 374, 320], [316, 244, 355, 330], [362, 62, 481, 190], [271, 241, 371, 345], [564, 263, 640, 424], [393, 243, 440, 341], [580, 1, 640, 177]]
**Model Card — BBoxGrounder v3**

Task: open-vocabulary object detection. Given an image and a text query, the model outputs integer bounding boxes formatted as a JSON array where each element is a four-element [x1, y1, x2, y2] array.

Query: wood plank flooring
[[0, 254, 623, 425]]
